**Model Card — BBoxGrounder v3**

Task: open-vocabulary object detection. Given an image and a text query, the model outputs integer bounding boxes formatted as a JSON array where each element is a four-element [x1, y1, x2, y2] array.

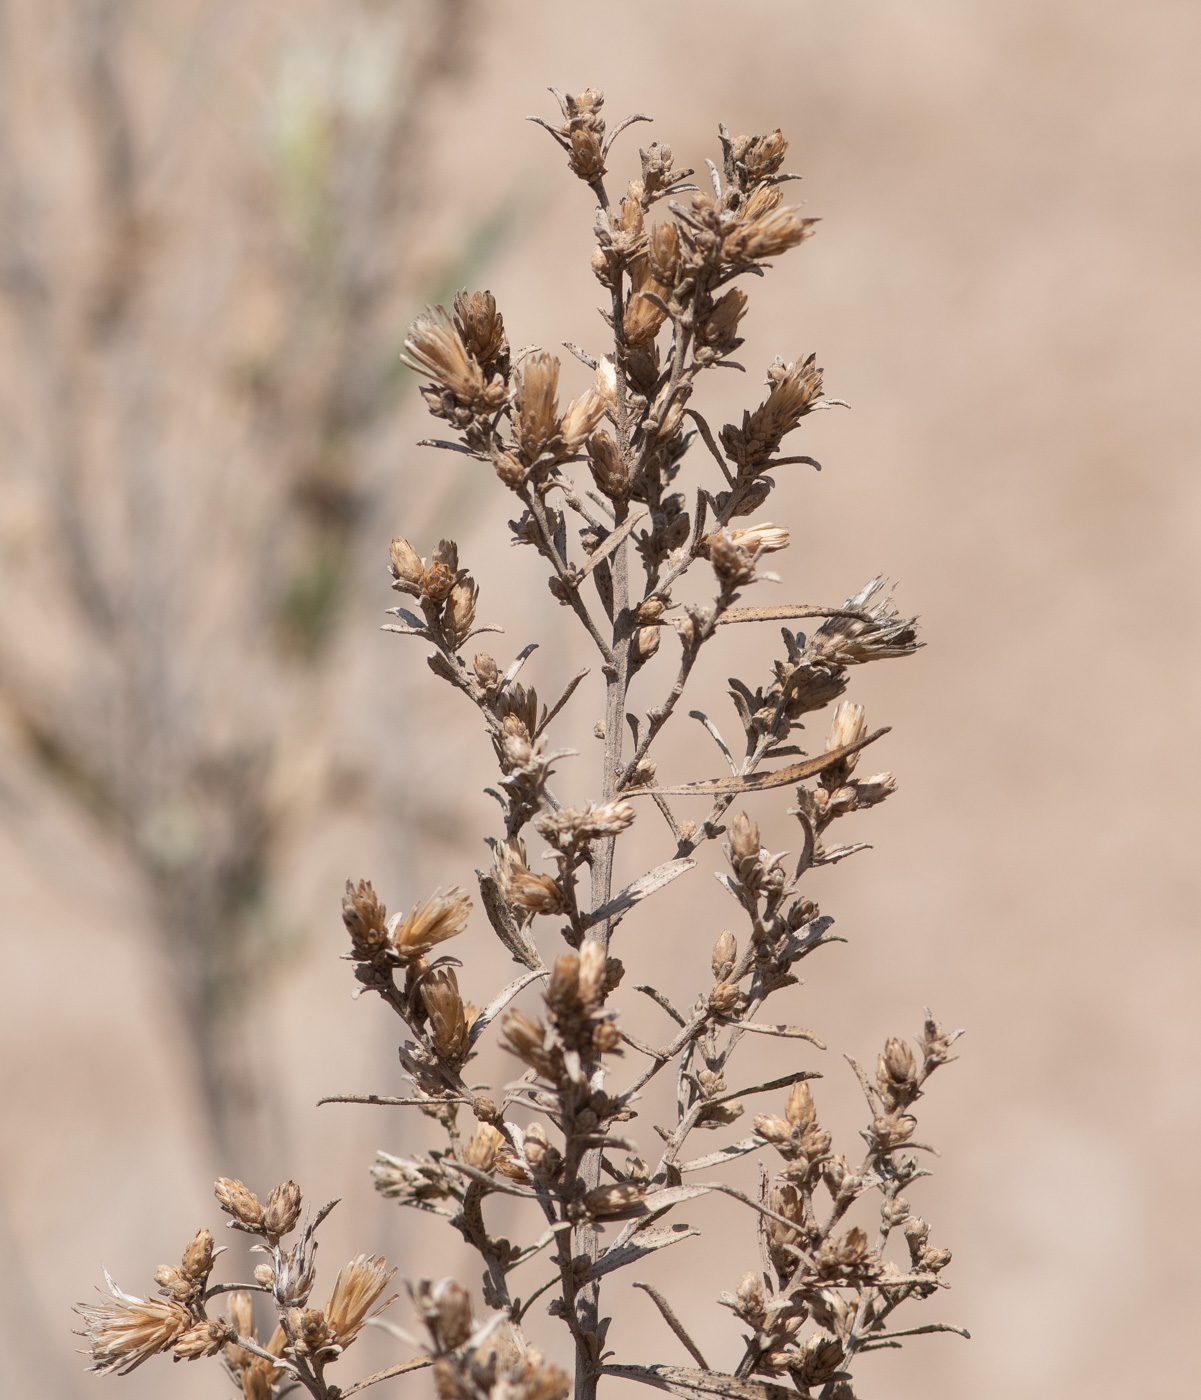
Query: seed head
[[495, 844, 565, 915], [647, 220, 681, 285], [403, 307, 506, 415], [826, 699, 867, 767], [709, 981, 740, 1016], [785, 1080, 817, 1130], [560, 386, 607, 452], [728, 521, 789, 556]]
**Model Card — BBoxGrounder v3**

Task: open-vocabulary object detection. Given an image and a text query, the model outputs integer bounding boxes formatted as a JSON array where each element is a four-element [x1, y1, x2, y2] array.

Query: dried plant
[[79, 89, 966, 1400], [0, 0, 475, 1164]]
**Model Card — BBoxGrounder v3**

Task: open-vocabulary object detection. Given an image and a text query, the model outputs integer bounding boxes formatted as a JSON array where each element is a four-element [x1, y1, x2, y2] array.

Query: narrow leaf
[[584, 858, 696, 927], [716, 604, 869, 626], [595, 1365, 796, 1400], [625, 729, 890, 797], [592, 1224, 700, 1279], [477, 871, 543, 970], [536, 668, 590, 737], [678, 1137, 764, 1173], [579, 509, 647, 579], [719, 1021, 827, 1048], [468, 969, 547, 1048], [503, 643, 539, 687]]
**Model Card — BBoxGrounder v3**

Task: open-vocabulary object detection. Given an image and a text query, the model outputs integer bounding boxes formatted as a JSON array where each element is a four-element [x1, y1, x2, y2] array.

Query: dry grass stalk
[[79, 88, 966, 1400]]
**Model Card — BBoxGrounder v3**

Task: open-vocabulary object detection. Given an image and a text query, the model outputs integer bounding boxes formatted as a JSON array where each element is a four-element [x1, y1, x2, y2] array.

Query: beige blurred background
[[2, 1, 1198, 1397]]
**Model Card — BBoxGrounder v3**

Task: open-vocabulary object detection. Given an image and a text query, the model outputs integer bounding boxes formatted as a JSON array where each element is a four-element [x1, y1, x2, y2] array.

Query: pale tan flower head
[[495, 843, 565, 915], [442, 576, 479, 651], [453, 288, 508, 368], [560, 386, 607, 452], [513, 352, 562, 463], [173, 1319, 229, 1360], [263, 1179, 303, 1238], [403, 307, 505, 412], [728, 521, 789, 556], [461, 1123, 504, 1172], [389, 886, 472, 962], [723, 204, 816, 264], [325, 1254, 398, 1349], [342, 879, 389, 960], [826, 700, 867, 760], [76, 1274, 190, 1375], [214, 1177, 265, 1230], [421, 966, 470, 1064]]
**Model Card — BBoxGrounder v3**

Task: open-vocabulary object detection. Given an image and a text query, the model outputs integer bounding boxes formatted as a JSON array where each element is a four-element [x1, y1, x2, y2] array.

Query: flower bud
[[227, 1290, 254, 1339], [473, 653, 499, 690], [389, 538, 424, 589], [785, 1080, 816, 1130], [753, 1114, 792, 1145], [708, 529, 756, 587], [587, 430, 630, 498], [635, 625, 661, 661], [647, 221, 681, 285], [214, 1178, 264, 1230], [462, 1124, 504, 1172], [583, 1182, 646, 1218], [711, 930, 736, 982], [826, 700, 867, 763], [709, 982, 740, 1016], [263, 1181, 303, 1239], [180, 1229, 216, 1282], [441, 576, 479, 651]]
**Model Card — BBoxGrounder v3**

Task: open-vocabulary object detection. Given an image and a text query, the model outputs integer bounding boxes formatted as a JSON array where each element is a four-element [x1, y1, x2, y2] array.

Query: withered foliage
[[79, 89, 965, 1400]]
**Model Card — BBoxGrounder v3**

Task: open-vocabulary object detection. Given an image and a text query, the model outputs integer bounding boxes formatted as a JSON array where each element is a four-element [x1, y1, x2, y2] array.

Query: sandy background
[[1, 2, 1199, 1398]]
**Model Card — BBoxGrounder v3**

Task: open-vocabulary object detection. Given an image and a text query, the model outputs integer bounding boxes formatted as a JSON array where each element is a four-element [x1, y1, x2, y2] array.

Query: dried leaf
[[477, 870, 544, 970], [592, 1224, 700, 1279], [678, 1137, 764, 1174], [467, 969, 547, 1048], [536, 668, 590, 737], [596, 1365, 797, 1400], [579, 509, 647, 579], [503, 643, 539, 687], [584, 858, 696, 927], [625, 729, 890, 797], [718, 1021, 826, 1048], [716, 604, 871, 627]]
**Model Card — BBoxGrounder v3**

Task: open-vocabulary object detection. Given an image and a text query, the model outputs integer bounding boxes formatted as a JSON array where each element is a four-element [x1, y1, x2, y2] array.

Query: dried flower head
[[390, 886, 472, 962], [324, 1254, 398, 1349], [76, 1274, 190, 1375], [214, 1177, 264, 1231]]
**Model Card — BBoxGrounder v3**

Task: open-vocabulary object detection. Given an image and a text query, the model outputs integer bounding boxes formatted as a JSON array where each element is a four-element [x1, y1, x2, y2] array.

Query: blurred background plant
[[0, 0, 483, 1170]]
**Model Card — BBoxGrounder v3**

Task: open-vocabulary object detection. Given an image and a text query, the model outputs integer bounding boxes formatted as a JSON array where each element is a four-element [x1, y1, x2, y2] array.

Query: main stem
[[573, 486, 630, 1397]]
